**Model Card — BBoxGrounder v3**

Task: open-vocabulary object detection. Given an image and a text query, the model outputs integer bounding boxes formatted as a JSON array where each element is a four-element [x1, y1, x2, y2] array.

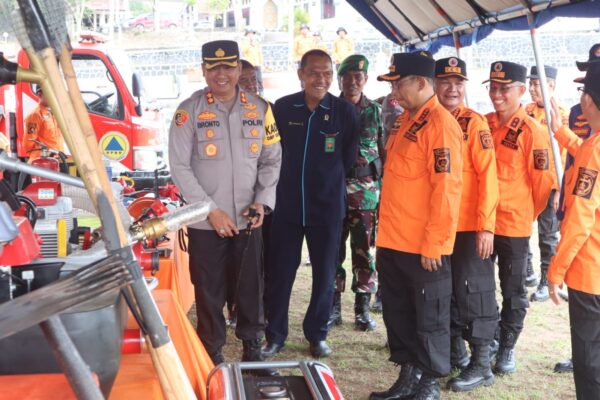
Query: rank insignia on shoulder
[[510, 117, 520, 129], [533, 149, 549, 170], [573, 167, 598, 199], [174, 110, 189, 127], [433, 147, 451, 173]]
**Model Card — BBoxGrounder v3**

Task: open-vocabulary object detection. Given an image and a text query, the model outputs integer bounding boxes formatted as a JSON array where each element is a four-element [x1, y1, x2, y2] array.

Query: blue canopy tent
[[346, 0, 600, 185]]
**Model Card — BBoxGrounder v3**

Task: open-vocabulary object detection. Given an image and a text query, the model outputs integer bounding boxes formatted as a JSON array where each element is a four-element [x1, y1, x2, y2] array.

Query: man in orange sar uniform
[[548, 60, 600, 399], [369, 51, 463, 400], [23, 85, 65, 161], [484, 61, 556, 376], [434, 57, 499, 393]]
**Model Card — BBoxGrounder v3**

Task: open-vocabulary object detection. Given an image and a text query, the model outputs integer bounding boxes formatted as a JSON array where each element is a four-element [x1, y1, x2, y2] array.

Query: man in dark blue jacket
[[262, 49, 359, 358]]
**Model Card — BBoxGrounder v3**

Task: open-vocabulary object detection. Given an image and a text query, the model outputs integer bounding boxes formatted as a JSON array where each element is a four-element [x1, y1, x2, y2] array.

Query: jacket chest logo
[[501, 126, 523, 150]]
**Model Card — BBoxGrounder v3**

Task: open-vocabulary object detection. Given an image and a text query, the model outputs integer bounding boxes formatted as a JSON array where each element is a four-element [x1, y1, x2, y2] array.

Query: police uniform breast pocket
[[197, 127, 224, 160], [495, 148, 522, 181], [319, 131, 339, 154], [242, 126, 263, 158]]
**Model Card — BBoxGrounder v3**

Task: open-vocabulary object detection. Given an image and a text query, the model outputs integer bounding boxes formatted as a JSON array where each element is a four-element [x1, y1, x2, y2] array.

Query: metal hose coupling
[[129, 202, 211, 242]]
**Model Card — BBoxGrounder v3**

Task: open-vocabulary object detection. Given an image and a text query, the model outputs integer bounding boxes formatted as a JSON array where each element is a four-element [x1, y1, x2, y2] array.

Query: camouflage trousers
[[336, 209, 378, 294]]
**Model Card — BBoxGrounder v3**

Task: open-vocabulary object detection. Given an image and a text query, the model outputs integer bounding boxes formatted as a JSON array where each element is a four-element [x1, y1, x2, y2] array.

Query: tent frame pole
[[527, 12, 563, 187]]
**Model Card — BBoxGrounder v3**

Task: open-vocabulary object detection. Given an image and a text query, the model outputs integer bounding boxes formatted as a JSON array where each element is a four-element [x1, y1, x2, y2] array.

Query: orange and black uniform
[[23, 103, 64, 161], [486, 106, 556, 337], [376, 94, 463, 377], [548, 124, 600, 398], [449, 105, 499, 346]]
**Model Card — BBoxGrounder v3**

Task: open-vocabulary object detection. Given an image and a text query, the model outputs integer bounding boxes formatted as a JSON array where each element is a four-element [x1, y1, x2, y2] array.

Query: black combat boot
[[369, 364, 421, 400], [530, 268, 549, 302], [413, 374, 440, 400], [355, 293, 377, 331], [525, 261, 539, 287], [494, 330, 519, 375], [450, 336, 470, 371], [242, 339, 279, 376], [448, 343, 495, 392], [327, 291, 342, 329]]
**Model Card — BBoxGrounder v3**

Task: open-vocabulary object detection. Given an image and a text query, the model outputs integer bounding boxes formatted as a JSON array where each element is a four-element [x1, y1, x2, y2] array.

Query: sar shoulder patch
[[533, 149, 549, 170], [433, 147, 451, 173], [173, 109, 189, 127], [479, 130, 493, 150], [262, 104, 280, 146], [573, 167, 598, 199]]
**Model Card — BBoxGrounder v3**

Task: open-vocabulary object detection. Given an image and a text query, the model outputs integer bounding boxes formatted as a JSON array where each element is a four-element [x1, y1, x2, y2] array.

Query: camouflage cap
[[338, 54, 369, 76]]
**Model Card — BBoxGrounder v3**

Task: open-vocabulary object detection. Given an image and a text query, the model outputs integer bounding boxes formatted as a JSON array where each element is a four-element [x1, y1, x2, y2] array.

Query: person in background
[[262, 49, 359, 359], [23, 85, 65, 161], [370, 51, 463, 400], [240, 29, 265, 96], [484, 61, 556, 375], [294, 24, 314, 67], [332, 27, 354, 71], [312, 31, 328, 53], [328, 54, 383, 332], [169, 40, 281, 371], [548, 60, 600, 399], [524, 65, 568, 302], [434, 57, 499, 392], [239, 59, 260, 95]]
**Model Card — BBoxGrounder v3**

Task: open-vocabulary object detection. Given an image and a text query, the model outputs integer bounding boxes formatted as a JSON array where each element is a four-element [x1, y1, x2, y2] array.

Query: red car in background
[[128, 14, 182, 31]]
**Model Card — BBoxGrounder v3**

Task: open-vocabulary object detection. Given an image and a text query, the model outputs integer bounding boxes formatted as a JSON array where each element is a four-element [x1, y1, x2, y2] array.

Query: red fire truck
[[0, 33, 168, 187]]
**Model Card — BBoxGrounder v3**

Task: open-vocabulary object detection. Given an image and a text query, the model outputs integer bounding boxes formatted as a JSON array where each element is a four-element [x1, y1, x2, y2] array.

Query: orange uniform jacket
[[376, 95, 463, 259], [23, 104, 64, 161], [451, 105, 498, 233], [548, 127, 600, 295], [526, 102, 569, 166], [486, 106, 556, 237]]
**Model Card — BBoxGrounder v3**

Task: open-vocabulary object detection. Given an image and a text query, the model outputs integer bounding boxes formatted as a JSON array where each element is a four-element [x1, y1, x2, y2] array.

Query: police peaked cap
[[338, 54, 369, 76], [577, 43, 600, 71], [202, 40, 239, 69], [483, 61, 527, 84], [435, 57, 468, 80], [377, 51, 435, 81], [528, 65, 558, 80]]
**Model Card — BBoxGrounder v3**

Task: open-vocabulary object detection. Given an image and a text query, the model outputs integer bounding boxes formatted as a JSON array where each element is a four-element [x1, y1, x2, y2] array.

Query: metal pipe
[[0, 151, 85, 187], [40, 315, 104, 400], [527, 12, 563, 187]]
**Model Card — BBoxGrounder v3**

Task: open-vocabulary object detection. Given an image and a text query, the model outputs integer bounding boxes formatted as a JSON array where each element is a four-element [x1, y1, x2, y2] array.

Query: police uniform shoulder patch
[[262, 104, 280, 146], [173, 109, 189, 127], [479, 130, 493, 150], [533, 149, 549, 170], [573, 167, 598, 199], [433, 147, 451, 173]]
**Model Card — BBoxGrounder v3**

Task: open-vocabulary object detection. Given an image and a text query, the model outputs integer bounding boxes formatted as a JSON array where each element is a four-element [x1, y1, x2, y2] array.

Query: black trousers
[[377, 247, 452, 377], [450, 232, 498, 345], [494, 235, 529, 334], [527, 191, 559, 273], [569, 288, 600, 400], [265, 219, 342, 345], [188, 227, 265, 356]]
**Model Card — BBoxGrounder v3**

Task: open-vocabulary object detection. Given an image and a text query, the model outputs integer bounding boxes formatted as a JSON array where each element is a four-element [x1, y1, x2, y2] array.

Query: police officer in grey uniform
[[168, 40, 282, 368]]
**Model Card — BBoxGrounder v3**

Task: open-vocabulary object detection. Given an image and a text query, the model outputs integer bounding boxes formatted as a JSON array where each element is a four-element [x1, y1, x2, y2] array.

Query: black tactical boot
[[327, 291, 342, 329], [371, 290, 383, 313], [530, 268, 549, 302], [355, 293, 377, 331], [242, 339, 279, 376], [448, 344, 495, 392], [494, 330, 519, 375], [450, 336, 470, 371], [413, 374, 441, 400], [525, 261, 539, 287], [369, 364, 421, 400], [554, 358, 573, 373]]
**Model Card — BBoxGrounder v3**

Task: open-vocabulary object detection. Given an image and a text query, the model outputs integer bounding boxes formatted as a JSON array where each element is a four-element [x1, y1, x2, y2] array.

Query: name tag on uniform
[[325, 136, 335, 152]]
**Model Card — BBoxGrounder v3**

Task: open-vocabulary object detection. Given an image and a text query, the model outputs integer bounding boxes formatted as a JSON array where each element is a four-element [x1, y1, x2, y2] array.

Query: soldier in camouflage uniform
[[328, 55, 384, 331]]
